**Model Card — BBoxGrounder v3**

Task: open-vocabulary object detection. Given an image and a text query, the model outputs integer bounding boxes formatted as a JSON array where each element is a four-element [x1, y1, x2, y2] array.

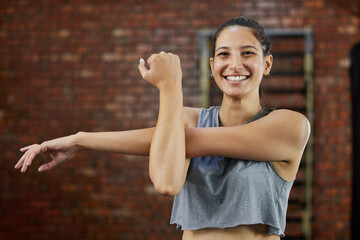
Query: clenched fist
[[138, 51, 182, 91]]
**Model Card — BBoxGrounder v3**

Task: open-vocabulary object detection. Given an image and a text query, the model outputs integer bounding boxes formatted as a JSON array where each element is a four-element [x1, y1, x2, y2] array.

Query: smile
[[224, 75, 249, 81]]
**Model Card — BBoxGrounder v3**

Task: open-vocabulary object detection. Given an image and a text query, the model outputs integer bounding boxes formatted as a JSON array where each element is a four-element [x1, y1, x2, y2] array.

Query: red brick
[[0, 0, 358, 239]]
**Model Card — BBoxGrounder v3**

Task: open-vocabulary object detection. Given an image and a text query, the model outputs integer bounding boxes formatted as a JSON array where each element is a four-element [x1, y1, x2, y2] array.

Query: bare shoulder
[[183, 107, 200, 127], [265, 109, 311, 181], [267, 109, 310, 134], [265, 109, 311, 143], [267, 109, 309, 124]]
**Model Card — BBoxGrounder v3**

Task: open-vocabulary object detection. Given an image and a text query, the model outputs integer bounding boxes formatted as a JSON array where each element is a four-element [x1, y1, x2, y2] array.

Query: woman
[[15, 17, 310, 239]]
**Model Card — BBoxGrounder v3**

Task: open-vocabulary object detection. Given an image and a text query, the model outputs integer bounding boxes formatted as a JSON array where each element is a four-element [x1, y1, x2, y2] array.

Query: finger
[[21, 157, 29, 173], [15, 147, 33, 169], [14, 154, 26, 169], [38, 164, 49, 172], [20, 147, 28, 152], [38, 161, 57, 172], [20, 144, 36, 152], [16, 144, 37, 169], [20, 150, 34, 172], [16, 145, 42, 172], [24, 151, 37, 167], [138, 58, 149, 79]]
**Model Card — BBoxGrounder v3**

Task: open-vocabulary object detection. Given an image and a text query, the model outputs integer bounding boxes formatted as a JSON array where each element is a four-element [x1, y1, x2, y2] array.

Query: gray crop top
[[170, 106, 294, 237]]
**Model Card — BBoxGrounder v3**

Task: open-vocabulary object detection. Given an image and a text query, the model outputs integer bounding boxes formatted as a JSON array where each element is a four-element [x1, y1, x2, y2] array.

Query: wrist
[[157, 77, 182, 93], [159, 82, 183, 97], [159, 88, 183, 107], [73, 131, 86, 151]]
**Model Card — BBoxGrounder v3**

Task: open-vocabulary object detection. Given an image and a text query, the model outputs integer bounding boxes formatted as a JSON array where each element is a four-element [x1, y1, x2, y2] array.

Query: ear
[[263, 55, 273, 76], [209, 57, 214, 75]]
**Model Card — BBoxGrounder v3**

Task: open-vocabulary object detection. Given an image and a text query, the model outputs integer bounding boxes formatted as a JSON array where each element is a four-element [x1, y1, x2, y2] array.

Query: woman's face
[[210, 26, 272, 99]]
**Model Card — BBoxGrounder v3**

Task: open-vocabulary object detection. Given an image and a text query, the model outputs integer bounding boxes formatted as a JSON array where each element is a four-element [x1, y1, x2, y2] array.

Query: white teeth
[[226, 76, 248, 81]]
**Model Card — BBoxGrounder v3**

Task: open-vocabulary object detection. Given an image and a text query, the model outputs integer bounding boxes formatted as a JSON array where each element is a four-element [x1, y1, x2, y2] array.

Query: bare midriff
[[182, 224, 280, 240]]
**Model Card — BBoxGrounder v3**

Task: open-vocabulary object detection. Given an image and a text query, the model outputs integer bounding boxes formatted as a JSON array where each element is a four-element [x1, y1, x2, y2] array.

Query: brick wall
[[0, 0, 358, 239], [304, 1, 358, 239]]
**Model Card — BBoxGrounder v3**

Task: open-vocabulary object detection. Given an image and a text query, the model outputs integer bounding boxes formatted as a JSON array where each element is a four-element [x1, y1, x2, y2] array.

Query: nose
[[230, 55, 243, 70]]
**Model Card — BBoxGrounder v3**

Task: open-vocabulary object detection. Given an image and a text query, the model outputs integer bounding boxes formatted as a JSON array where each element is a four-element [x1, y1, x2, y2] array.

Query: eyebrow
[[215, 45, 259, 53]]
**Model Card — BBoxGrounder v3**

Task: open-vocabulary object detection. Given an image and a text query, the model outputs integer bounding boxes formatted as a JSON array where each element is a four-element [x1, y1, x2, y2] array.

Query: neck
[[219, 93, 262, 127]]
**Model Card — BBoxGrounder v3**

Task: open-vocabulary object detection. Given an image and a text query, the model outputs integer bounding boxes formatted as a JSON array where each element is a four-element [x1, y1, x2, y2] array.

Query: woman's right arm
[[15, 128, 155, 173], [75, 128, 154, 155], [15, 106, 199, 174]]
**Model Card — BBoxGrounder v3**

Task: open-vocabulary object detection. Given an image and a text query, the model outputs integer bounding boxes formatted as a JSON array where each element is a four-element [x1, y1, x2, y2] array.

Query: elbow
[[152, 179, 183, 196]]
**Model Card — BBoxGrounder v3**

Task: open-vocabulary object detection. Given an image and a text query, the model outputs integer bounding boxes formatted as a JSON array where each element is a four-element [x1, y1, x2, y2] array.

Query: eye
[[242, 51, 255, 56], [217, 52, 229, 57]]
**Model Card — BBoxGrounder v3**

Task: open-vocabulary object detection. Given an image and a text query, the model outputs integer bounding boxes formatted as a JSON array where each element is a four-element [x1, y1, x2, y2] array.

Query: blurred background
[[1, 0, 359, 239]]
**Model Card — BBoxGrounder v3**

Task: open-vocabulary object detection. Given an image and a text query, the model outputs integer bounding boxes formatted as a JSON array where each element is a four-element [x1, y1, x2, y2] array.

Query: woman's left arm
[[138, 52, 190, 196], [185, 109, 311, 163]]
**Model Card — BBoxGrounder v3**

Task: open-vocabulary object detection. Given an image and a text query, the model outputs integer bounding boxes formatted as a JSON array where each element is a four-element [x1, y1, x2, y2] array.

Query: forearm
[[74, 128, 155, 156], [149, 89, 187, 195], [138, 52, 189, 195]]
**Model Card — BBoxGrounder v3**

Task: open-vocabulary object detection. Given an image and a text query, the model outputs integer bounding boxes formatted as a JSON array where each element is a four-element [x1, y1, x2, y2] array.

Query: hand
[[138, 51, 182, 91], [15, 135, 80, 173]]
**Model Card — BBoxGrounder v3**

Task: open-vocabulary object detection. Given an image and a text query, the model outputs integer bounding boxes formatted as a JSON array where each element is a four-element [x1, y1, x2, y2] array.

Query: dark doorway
[[351, 42, 360, 240]]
